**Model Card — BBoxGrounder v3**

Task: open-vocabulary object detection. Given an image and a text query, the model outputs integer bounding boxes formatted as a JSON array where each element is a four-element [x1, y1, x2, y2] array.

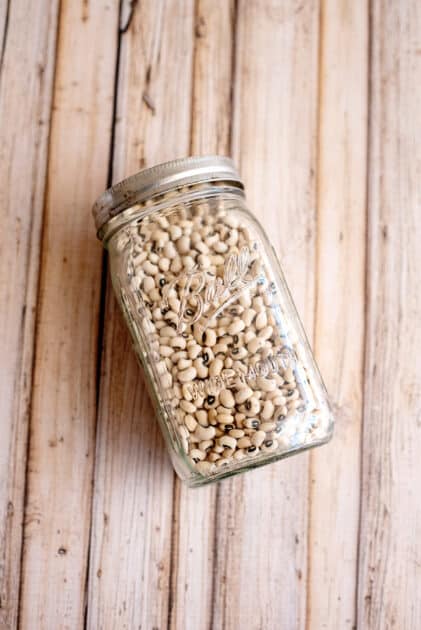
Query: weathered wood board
[[0, 2, 420, 628]]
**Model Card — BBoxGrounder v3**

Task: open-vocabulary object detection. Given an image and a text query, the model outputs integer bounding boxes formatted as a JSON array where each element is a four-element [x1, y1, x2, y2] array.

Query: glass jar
[[93, 156, 334, 486]]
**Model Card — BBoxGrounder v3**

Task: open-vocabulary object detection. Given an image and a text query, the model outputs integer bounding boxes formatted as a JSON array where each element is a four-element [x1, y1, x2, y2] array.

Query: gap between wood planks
[[82, 1, 126, 626]]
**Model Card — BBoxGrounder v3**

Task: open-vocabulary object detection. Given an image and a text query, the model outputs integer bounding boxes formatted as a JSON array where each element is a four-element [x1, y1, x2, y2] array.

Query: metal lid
[[92, 155, 243, 236]]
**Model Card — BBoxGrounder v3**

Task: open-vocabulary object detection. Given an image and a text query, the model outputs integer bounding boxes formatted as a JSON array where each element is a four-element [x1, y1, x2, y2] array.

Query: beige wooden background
[[1, 1, 420, 628]]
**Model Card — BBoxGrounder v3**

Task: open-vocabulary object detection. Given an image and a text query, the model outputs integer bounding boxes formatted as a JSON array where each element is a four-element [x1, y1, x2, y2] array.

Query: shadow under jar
[[93, 156, 334, 486]]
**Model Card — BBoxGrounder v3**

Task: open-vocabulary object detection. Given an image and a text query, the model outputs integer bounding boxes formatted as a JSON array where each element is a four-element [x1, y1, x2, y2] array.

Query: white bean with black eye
[[126, 200, 312, 475]]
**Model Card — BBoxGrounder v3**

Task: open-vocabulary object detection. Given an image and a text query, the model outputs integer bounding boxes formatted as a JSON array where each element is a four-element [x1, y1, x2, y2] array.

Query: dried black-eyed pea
[[190, 449, 206, 463], [243, 397, 260, 416], [143, 276, 155, 293], [187, 343, 202, 359], [283, 367, 295, 383], [232, 361, 248, 375], [274, 419, 285, 434], [247, 337, 264, 354], [173, 384, 183, 399], [193, 357, 208, 379], [209, 358, 224, 377], [159, 258, 170, 272], [185, 415, 197, 432], [160, 345, 173, 358], [181, 383, 193, 401], [247, 445, 259, 456], [261, 400, 275, 421], [143, 260, 158, 275], [229, 429, 245, 439], [178, 358, 192, 371], [178, 425, 189, 440], [220, 389, 235, 408], [235, 387, 253, 404], [215, 405, 231, 415], [237, 436, 252, 449], [243, 330, 256, 344], [228, 319, 245, 335], [195, 409, 209, 426], [262, 439, 278, 452], [231, 347, 248, 360], [271, 394, 287, 406], [217, 435, 237, 450], [223, 424, 235, 432], [208, 409, 218, 424], [171, 336, 187, 350], [121, 201, 327, 476], [256, 376, 277, 392], [172, 350, 188, 363], [255, 311, 267, 330], [169, 225, 182, 240], [180, 400, 196, 414], [260, 422, 277, 432], [275, 404, 288, 418], [202, 328, 217, 347], [258, 327, 273, 344], [199, 440, 214, 452], [176, 235, 190, 254], [218, 414, 235, 425], [194, 425, 216, 441], [216, 458, 232, 468], [222, 448, 235, 458], [203, 349, 215, 364], [243, 418, 260, 430], [205, 395, 217, 408], [162, 372, 173, 389], [251, 431, 266, 447], [178, 366, 197, 383]]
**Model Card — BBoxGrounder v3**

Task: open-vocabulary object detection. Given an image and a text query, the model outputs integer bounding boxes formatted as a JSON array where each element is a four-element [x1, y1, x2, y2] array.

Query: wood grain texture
[[168, 3, 235, 629], [357, 1, 421, 628], [18, 2, 119, 628], [211, 2, 319, 628], [0, 2, 59, 627], [87, 3, 194, 629], [307, 1, 368, 628], [190, 0, 236, 156], [1, 1, 420, 627]]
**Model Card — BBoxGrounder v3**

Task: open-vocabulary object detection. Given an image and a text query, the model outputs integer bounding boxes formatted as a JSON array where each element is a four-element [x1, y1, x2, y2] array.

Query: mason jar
[[92, 156, 334, 486]]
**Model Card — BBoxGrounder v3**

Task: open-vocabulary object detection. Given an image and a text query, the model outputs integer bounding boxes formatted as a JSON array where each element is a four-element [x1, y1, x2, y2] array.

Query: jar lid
[[92, 155, 243, 236]]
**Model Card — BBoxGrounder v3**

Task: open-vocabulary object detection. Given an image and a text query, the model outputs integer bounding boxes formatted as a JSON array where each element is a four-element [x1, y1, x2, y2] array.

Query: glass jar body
[[105, 185, 333, 486]]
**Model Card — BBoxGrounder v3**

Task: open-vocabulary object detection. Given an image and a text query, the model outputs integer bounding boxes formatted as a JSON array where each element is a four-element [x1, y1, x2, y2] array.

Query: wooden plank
[[18, 2, 119, 628], [357, 1, 421, 627], [0, 2, 59, 627], [211, 2, 319, 628], [0, 0, 9, 49], [86, 3, 194, 629], [306, 1, 368, 627], [168, 2, 235, 628], [189, 0, 235, 155]]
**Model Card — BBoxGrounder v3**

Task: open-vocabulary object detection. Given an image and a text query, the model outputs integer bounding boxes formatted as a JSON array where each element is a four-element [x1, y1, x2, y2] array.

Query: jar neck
[[100, 182, 245, 246]]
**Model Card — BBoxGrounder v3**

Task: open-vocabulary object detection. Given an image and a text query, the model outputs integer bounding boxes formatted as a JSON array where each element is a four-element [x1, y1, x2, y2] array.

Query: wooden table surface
[[1, 1, 420, 628]]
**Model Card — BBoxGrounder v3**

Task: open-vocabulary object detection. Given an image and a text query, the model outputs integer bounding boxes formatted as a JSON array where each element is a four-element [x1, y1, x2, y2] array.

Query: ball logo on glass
[[162, 245, 258, 332]]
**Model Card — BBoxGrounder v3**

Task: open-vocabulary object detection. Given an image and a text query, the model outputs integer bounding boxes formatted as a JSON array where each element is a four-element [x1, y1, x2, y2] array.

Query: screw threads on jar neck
[[99, 181, 245, 245], [92, 155, 244, 241]]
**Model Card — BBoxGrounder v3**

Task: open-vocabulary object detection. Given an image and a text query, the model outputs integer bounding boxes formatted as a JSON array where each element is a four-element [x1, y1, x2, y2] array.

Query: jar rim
[[99, 185, 245, 245], [92, 155, 244, 237]]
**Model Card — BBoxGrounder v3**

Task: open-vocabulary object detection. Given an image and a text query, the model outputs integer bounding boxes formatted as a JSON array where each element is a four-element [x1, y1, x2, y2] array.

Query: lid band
[[92, 155, 243, 235]]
